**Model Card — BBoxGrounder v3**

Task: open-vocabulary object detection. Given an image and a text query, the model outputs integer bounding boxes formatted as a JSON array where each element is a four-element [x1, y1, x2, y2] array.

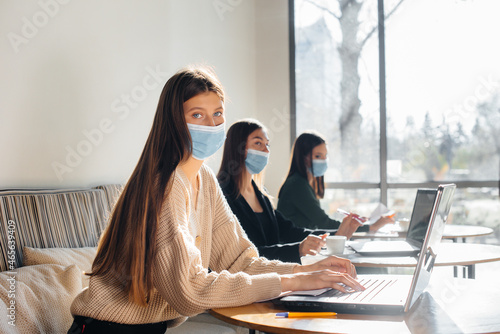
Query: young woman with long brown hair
[[68, 67, 364, 334]]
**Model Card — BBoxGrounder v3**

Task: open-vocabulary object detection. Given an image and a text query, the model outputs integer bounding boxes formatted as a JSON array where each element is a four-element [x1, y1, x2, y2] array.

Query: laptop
[[275, 184, 456, 315], [349, 188, 438, 256]]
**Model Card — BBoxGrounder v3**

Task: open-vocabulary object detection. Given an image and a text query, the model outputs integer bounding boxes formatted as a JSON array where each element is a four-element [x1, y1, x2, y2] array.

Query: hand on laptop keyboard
[[283, 256, 366, 294], [299, 254, 358, 278], [281, 270, 366, 294]]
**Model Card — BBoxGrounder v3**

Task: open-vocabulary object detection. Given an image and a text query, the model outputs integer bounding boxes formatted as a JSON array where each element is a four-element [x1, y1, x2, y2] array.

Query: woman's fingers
[[330, 262, 357, 278], [340, 261, 357, 278], [308, 234, 326, 248], [370, 216, 396, 232], [299, 256, 359, 281], [312, 256, 349, 275], [349, 214, 364, 226], [325, 271, 365, 292], [303, 248, 317, 256], [299, 235, 326, 256], [321, 255, 353, 271], [284, 269, 365, 292], [337, 215, 363, 239]]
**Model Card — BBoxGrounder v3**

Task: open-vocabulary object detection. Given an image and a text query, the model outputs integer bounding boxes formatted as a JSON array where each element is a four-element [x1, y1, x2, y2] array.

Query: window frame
[[288, 0, 500, 204]]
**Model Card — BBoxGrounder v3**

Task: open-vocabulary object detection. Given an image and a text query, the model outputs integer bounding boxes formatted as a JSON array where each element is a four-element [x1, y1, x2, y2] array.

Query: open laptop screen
[[406, 189, 438, 246], [406, 184, 456, 311]]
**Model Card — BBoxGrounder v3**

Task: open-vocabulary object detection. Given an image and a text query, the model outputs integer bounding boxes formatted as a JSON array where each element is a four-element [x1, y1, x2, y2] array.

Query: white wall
[[255, 0, 291, 198], [0, 0, 290, 196]]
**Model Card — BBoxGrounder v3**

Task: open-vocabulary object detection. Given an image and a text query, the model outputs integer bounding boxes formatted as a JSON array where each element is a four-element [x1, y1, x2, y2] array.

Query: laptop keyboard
[[322, 278, 399, 302]]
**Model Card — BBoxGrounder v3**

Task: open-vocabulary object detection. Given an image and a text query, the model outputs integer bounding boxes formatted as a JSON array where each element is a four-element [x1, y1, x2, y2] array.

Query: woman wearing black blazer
[[217, 119, 360, 263]]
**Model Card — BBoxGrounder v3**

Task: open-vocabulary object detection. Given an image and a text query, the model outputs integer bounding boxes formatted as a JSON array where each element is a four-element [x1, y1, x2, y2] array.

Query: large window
[[292, 0, 500, 244]]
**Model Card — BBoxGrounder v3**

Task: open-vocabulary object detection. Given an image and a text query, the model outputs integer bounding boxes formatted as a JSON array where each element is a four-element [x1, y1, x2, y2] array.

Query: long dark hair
[[217, 119, 266, 198], [282, 131, 326, 199], [89, 66, 225, 306]]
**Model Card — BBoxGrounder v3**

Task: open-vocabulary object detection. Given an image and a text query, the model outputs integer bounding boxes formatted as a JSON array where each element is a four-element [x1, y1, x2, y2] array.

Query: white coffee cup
[[398, 218, 410, 232], [325, 235, 347, 255]]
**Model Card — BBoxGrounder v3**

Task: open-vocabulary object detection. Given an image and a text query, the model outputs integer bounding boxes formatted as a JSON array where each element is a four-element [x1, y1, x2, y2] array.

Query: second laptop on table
[[349, 188, 438, 256]]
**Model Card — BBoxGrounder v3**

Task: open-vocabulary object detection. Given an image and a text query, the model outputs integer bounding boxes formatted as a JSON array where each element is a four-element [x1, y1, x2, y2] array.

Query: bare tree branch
[[359, 26, 377, 49], [359, 0, 406, 48], [303, 0, 340, 20], [303, 0, 406, 48], [385, 0, 407, 21]]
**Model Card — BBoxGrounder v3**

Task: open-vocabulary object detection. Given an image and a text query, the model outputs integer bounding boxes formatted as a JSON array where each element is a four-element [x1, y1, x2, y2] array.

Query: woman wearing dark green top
[[278, 131, 393, 233]]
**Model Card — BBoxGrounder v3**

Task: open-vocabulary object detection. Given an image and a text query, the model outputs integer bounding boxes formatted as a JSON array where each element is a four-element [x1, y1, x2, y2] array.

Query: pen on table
[[276, 312, 337, 318]]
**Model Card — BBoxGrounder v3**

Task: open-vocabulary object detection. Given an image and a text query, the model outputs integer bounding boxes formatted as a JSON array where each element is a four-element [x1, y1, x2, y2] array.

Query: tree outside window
[[292, 0, 500, 244]]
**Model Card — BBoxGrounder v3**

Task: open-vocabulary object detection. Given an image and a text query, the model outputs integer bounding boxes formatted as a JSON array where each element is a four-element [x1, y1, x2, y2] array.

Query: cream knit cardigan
[[70, 164, 297, 327]]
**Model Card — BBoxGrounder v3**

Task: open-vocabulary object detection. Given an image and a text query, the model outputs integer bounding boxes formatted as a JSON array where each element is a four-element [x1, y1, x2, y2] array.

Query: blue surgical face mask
[[245, 149, 269, 175], [311, 158, 328, 177], [187, 123, 226, 160]]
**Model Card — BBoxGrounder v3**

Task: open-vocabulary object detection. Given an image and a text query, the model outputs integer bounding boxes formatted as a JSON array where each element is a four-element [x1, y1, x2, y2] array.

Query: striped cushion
[[0, 189, 108, 272], [93, 184, 123, 225]]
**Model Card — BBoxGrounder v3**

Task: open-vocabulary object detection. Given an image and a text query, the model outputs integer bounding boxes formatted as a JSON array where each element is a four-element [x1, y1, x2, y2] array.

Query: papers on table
[[367, 203, 395, 225]]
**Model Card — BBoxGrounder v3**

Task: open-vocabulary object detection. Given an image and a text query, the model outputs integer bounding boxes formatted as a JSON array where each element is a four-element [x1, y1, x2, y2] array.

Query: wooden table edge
[[209, 306, 304, 334]]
